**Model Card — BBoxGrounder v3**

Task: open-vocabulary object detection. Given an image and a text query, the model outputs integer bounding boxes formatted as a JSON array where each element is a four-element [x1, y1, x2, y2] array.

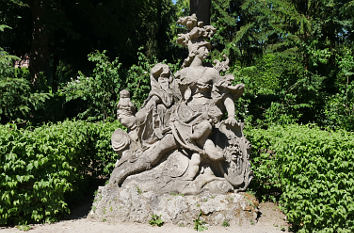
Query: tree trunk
[[190, 0, 211, 25], [29, 0, 49, 85]]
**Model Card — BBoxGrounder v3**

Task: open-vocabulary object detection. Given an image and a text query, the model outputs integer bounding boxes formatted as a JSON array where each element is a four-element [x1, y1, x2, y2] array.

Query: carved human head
[[120, 89, 130, 98], [196, 45, 209, 60], [182, 41, 211, 67], [151, 63, 170, 80], [151, 63, 172, 91]]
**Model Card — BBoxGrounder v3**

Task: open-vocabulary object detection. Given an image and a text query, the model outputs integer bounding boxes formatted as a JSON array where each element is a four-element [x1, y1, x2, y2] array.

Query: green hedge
[[2, 121, 353, 232], [246, 125, 354, 233], [0, 120, 120, 225]]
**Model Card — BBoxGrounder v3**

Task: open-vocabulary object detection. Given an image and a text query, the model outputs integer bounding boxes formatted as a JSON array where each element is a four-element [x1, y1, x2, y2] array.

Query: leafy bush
[[323, 85, 354, 131], [0, 120, 121, 225], [125, 49, 156, 108], [89, 121, 122, 178], [230, 51, 325, 127], [0, 49, 50, 124], [322, 48, 354, 131], [246, 125, 354, 233], [60, 51, 124, 121], [60, 49, 159, 120]]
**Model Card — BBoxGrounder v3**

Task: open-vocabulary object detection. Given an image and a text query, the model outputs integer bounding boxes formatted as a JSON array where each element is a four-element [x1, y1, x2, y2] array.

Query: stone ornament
[[109, 14, 253, 195]]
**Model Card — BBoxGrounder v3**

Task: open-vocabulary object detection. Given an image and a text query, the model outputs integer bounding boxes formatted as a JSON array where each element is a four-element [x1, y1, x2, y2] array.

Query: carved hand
[[225, 117, 238, 127]]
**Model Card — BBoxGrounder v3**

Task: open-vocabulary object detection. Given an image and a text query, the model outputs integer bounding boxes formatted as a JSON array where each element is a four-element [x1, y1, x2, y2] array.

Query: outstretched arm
[[224, 95, 238, 127]]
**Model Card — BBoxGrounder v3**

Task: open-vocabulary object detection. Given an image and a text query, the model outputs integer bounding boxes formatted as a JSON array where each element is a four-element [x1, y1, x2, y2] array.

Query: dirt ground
[[0, 202, 290, 233]]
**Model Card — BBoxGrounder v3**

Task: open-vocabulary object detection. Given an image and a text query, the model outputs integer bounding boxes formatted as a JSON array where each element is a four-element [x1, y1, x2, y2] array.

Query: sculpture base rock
[[88, 183, 259, 226]]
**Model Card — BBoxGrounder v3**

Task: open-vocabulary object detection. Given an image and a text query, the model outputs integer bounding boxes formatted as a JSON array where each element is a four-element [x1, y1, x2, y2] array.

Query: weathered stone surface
[[90, 14, 256, 225], [107, 14, 253, 194], [88, 184, 258, 226]]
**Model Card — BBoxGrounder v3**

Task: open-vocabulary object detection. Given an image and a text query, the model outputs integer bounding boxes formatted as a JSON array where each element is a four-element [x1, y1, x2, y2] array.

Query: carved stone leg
[[190, 120, 212, 147], [203, 139, 223, 160], [109, 162, 142, 187], [144, 133, 178, 167], [183, 153, 201, 181], [109, 133, 178, 186]]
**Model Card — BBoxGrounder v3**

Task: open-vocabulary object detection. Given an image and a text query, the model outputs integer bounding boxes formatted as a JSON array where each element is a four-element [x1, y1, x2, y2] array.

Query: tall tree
[[0, 0, 177, 87], [209, 0, 353, 127], [190, 0, 211, 24]]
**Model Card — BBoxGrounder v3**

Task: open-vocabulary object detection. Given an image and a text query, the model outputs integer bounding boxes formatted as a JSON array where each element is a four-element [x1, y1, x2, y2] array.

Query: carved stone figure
[[109, 14, 252, 195], [117, 89, 136, 131]]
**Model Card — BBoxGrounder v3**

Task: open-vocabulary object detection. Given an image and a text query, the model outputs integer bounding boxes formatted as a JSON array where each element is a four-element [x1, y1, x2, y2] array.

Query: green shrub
[[246, 124, 354, 233], [59, 49, 159, 120], [89, 121, 121, 178], [125, 48, 157, 108], [0, 120, 121, 225], [59, 51, 124, 121], [0, 49, 50, 124], [323, 83, 353, 131]]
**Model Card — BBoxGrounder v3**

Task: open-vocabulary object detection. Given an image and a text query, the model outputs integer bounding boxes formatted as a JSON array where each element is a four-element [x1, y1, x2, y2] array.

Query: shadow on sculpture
[[109, 14, 253, 195]]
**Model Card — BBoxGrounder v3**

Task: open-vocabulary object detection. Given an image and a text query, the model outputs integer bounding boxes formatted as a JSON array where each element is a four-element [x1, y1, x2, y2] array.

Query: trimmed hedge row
[[0, 121, 120, 225], [1, 121, 353, 232], [246, 125, 354, 233]]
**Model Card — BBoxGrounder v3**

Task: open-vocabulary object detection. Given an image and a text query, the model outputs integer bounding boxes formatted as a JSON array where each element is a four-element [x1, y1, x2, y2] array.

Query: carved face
[[196, 46, 209, 60], [158, 72, 170, 91], [120, 90, 130, 98]]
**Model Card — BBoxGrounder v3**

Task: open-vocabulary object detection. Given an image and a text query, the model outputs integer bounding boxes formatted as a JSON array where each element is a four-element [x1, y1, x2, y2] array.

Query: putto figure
[[117, 89, 136, 131], [110, 14, 252, 194]]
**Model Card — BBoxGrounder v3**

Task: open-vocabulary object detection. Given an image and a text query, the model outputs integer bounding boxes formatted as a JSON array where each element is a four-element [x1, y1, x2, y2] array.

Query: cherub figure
[[117, 89, 136, 131]]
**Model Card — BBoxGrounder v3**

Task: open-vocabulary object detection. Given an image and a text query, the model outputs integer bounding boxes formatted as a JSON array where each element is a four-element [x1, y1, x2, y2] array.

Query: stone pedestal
[[88, 184, 259, 226]]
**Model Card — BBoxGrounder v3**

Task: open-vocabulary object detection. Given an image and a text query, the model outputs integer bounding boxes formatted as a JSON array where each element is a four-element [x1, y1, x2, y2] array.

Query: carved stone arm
[[223, 96, 238, 127], [143, 95, 160, 110]]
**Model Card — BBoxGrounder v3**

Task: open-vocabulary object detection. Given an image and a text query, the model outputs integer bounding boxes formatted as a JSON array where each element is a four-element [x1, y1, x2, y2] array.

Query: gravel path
[[0, 202, 290, 233]]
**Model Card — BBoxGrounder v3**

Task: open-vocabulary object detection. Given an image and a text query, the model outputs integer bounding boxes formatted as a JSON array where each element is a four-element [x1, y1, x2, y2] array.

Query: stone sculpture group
[[110, 14, 253, 195], [89, 14, 256, 226]]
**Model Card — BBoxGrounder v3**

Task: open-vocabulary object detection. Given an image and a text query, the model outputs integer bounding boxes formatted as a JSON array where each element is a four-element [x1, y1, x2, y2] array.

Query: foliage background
[[0, 121, 120, 225], [246, 125, 354, 233], [0, 0, 353, 232]]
